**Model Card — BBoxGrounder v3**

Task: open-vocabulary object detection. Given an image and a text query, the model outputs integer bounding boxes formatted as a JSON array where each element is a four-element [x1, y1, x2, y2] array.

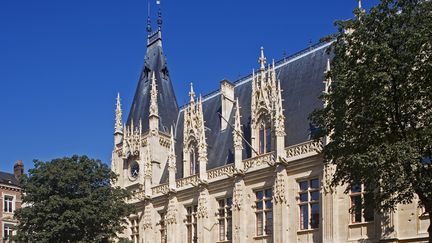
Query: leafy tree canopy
[[14, 155, 134, 243], [311, 0, 432, 240]]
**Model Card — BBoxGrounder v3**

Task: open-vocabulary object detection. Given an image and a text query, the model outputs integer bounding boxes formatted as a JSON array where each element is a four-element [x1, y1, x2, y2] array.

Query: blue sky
[[0, 0, 379, 173]]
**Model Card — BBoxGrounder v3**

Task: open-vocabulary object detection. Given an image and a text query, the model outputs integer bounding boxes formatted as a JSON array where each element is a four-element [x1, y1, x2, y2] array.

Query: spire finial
[[258, 47, 266, 71], [358, 0, 362, 10], [189, 82, 195, 103], [115, 93, 123, 134], [157, 0, 162, 31], [326, 58, 331, 72], [147, 1, 152, 33]]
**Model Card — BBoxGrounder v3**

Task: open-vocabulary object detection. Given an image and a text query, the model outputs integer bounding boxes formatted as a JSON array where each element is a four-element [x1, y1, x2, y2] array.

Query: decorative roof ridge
[[177, 39, 336, 111]]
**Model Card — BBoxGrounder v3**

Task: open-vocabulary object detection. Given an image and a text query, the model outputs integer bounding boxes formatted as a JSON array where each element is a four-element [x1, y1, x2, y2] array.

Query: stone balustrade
[[285, 139, 323, 158], [243, 152, 274, 169], [152, 183, 169, 195], [207, 164, 234, 180], [176, 175, 198, 188]]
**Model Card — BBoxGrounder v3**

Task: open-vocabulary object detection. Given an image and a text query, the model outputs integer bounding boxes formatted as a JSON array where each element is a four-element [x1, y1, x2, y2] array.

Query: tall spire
[[115, 93, 123, 135], [324, 58, 332, 95], [358, 0, 362, 10], [149, 71, 159, 117]]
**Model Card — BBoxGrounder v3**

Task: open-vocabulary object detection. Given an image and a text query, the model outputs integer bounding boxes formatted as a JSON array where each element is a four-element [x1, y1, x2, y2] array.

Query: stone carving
[[251, 47, 285, 137], [273, 173, 287, 204], [183, 83, 208, 176], [233, 98, 243, 150], [166, 199, 178, 224], [243, 153, 273, 169], [232, 183, 243, 211], [176, 175, 198, 188], [149, 72, 159, 117], [115, 93, 123, 134], [285, 140, 323, 158], [152, 183, 169, 195], [207, 165, 234, 180], [122, 120, 143, 159], [143, 204, 152, 229], [197, 192, 208, 218]]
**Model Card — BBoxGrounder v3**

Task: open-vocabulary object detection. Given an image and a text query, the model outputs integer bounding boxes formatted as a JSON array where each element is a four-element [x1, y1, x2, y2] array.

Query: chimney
[[220, 79, 235, 131], [14, 160, 24, 180]]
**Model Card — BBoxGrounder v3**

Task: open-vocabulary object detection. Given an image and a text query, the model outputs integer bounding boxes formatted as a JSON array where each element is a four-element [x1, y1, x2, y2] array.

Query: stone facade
[[111, 13, 429, 243], [0, 161, 23, 242]]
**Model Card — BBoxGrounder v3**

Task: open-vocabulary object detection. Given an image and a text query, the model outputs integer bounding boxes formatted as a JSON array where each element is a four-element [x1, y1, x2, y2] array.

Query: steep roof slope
[[127, 32, 179, 133], [173, 41, 333, 178]]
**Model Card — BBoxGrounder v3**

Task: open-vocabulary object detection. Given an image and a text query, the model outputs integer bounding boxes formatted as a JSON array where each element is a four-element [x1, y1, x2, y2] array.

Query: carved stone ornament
[[251, 48, 285, 137], [232, 183, 243, 211], [143, 205, 153, 229], [197, 192, 208, 219], [122, 120, 143, 159], [273, 173, 287, 205], [166, 199, 178, 224]]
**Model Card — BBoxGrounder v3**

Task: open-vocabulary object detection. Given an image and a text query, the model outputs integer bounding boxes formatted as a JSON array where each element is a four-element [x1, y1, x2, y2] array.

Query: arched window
[[258, 121, 271, 154], [189, 145, 199, 175]]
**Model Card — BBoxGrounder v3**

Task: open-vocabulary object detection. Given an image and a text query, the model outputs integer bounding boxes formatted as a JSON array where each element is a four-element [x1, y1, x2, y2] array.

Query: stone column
[[196, 187, 211, 243], [142, 201, 155, 243], [166, 194, 179, 243], [232, 177, 246, 243], [272, 164, 288, 243]]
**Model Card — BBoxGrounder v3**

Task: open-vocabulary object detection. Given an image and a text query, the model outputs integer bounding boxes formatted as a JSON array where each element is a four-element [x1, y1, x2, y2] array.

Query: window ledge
[[297, 228, 318, 234], [349, 221, 374, 227], [253, 235, 272, 240], [216, 241, 232, 243]]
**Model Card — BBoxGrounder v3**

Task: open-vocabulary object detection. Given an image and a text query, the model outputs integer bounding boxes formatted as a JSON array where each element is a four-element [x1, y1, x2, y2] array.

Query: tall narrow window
[[298, 178, 320, 230], [218, 197, 233, 241], [350, 184, 374, 223], [186, 205, 198, 243], [258, 122, 271, 154], [130, 218, 139, 243], [3, 224, 13, 241], [255, 188, 273, 236], [190, 146, 199, 176], [4, 195, 13, 213], [159, 212, 167, 243]]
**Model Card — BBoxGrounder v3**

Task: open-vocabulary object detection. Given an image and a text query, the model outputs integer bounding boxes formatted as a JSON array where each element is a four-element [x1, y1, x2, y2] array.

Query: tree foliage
[[13, 155, 134, 243], [310, 0, 432, 240]]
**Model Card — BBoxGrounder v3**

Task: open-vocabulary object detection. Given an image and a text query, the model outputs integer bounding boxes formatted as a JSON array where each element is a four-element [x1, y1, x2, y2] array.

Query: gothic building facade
[[111, 15, 429, 243]]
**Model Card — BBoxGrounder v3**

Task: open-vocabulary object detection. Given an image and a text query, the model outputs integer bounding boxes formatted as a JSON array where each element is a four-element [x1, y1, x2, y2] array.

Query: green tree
[[311, 0, 432, 241], [13, 155, 134, 243]]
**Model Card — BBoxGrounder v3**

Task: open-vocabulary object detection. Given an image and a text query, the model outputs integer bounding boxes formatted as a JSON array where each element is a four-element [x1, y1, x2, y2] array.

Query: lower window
[[186, 205, 198, 243], [218, 197, 233, 241], [298, 178, 320, 230], [255, 188, 273, 236], [350, 184, 374, 223]]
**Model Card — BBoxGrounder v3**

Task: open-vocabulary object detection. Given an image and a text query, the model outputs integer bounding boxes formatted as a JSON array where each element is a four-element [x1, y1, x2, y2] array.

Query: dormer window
[[189, 145, 199, 176], [258, 120, 271, 155]]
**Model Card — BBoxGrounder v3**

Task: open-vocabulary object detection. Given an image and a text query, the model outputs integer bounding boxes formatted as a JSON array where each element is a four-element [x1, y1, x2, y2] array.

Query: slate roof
[[126, 28, 334, 180], [127, 31, 179, 133], [173, 41, 334, 178], [0, 171, 19, 187]]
